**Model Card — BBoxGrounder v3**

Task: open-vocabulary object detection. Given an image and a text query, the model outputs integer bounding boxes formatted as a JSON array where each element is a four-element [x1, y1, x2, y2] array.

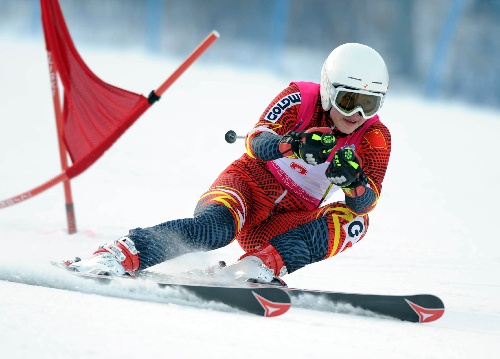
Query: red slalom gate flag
[[41, 0, 150, 178], [0, 0, 219, 231]]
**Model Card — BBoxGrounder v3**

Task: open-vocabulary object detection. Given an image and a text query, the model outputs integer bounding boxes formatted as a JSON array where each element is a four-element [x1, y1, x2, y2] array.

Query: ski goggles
[[330, 86, 385, 119]]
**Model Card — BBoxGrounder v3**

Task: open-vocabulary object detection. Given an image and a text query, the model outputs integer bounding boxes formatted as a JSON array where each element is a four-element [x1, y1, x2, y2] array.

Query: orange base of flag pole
[[63, 179, 77, 234]]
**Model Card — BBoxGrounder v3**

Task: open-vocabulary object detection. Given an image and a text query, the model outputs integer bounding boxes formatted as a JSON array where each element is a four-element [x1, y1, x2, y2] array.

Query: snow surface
[[0, 37, 499, 359]]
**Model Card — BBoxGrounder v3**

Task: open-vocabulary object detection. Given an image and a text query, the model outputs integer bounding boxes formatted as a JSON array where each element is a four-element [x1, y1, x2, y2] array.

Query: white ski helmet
[[320, 43, 389, 115]]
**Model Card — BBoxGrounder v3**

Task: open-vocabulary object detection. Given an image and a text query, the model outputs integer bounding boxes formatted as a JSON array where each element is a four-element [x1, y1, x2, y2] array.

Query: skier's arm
[[326, 123, 391, 215], [248, 132, 283, 160], [351, 123, 391, 215], [250, 129, 335, 165]]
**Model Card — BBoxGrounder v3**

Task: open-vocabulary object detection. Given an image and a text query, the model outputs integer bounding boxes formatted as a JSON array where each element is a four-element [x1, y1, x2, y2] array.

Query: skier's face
[[329, 107, 366, 134]]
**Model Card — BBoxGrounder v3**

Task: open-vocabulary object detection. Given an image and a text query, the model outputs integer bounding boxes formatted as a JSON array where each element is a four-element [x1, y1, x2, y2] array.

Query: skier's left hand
[[325, 146, 367, 188]]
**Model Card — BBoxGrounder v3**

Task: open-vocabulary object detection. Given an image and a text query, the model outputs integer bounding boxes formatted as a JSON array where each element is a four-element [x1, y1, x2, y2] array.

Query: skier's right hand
[[279, 127, 336, 165]]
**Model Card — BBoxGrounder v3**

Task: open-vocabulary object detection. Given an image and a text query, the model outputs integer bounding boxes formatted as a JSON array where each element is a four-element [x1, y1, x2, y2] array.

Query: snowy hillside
[[0, 37, 499, 358]]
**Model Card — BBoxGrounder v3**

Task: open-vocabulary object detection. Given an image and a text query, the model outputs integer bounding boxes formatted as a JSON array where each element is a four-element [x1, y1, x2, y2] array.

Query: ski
[[146, 272, 444, 323], [140, 272, 444, 323], [48, 266, 291, 318], [282, 287, 445, 323]]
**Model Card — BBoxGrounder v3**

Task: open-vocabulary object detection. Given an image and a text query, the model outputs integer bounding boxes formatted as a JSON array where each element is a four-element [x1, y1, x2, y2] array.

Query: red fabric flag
[[40, 0, 151, 179], [1, 2, 218, 210]]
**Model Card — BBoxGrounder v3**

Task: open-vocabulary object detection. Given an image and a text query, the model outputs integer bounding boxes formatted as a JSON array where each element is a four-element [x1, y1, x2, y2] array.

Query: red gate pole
[[154, 31, 220, 97], [46, 50, 77, 234]]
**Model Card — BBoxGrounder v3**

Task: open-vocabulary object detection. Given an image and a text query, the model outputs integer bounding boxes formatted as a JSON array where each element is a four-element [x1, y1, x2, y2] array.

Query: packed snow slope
[[0, 38, 499, 358]]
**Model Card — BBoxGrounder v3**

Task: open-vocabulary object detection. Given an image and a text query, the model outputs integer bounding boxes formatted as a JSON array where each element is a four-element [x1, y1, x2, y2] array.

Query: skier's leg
[[127, 181, 253, 269], [235, 202, 369, 275], [130, 160, 287, 269], [68, 200, 239, 275], [71, 159, 285, 274], [129, 200, 239, 269], [67, 167, 245, 274]]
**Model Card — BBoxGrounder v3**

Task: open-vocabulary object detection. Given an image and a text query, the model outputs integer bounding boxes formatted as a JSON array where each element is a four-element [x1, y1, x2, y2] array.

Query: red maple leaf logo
[[290, 162, 307, 175]]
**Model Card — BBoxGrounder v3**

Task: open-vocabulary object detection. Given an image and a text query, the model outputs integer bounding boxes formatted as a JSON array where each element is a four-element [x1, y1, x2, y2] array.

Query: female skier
[[69, 43, 391, 285]]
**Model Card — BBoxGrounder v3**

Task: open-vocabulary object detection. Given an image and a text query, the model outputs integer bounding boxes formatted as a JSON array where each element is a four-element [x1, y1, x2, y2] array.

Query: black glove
[[279, 127, 336, 165], [325, 146, 367, 188]]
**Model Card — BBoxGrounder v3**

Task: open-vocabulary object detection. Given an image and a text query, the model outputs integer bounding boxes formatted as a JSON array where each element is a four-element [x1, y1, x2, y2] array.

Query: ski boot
[[220, 244, 288, 286], [66, 236, 140, 276]]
